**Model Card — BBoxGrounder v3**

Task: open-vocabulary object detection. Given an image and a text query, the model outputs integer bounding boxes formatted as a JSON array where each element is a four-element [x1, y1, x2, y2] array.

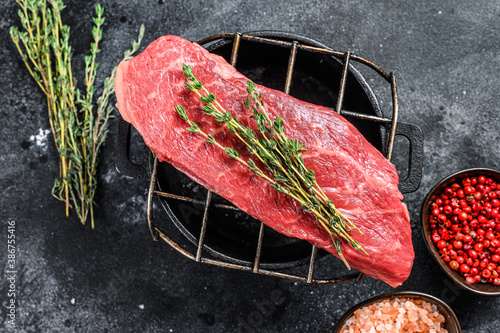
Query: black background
[[1, 1, 499, 332]]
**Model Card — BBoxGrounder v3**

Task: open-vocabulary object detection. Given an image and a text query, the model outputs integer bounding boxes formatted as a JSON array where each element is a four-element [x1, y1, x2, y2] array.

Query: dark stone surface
[[1, 0, 499, 332]]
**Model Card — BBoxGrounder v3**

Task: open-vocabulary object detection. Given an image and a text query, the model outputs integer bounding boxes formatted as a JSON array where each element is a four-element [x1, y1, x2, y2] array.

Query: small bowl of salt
[[332, 291, 461, 333]]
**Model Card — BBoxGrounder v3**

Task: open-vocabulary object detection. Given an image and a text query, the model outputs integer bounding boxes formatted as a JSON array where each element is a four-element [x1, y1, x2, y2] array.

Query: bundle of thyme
[[176, 64, 368, 268], [10, 0, 144, 227]]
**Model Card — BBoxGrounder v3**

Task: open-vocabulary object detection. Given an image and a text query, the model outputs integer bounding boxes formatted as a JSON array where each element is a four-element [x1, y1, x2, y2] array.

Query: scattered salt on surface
[[340, 298, 448, 333], [30, 128, 51, 149]]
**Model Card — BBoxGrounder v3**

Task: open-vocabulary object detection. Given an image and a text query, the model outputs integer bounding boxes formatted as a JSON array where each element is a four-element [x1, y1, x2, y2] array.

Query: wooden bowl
[[332, 291, 461, 333], [421, 168, 500, 296]]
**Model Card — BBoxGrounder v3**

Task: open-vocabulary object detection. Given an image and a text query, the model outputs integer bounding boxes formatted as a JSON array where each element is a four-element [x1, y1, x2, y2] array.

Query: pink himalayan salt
[[341, 298, 448, 333]]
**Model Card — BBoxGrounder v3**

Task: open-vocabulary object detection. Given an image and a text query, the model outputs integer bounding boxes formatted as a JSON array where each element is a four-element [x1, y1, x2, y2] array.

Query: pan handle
[[115, 117, 150, 180], [395, 121, 424, 194]]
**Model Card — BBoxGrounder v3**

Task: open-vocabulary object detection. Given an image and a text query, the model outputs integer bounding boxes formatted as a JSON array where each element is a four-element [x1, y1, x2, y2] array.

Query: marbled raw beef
[[114, 35, 414, 287]]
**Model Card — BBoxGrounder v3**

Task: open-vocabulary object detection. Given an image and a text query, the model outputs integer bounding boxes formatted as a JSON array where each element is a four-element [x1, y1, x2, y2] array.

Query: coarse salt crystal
[[340, 297, 448, 333]]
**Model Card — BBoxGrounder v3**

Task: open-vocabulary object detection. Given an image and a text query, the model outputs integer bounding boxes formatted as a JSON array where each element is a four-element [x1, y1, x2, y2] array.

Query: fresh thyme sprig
[[10, 0, 145, 228], [81, 24, 145, 226], [176, 63, 368, 268]]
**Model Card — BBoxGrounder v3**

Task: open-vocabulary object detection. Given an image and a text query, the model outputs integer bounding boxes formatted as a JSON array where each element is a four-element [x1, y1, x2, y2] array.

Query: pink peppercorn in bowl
[[332, 291, 461, 333], [421, 168, 500, 296]]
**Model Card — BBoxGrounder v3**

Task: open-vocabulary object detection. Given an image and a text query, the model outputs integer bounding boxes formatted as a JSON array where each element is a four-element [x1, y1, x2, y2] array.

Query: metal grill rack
[[145, 32, 401, 285]]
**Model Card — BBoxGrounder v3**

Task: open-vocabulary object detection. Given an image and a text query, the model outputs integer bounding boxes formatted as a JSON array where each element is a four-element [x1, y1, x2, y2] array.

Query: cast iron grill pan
[[115, 31, 423, 284]]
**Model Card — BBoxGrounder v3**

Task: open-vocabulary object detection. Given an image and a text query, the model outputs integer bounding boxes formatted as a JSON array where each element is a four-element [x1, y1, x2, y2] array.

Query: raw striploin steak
[[115, 35, 414, 287]]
